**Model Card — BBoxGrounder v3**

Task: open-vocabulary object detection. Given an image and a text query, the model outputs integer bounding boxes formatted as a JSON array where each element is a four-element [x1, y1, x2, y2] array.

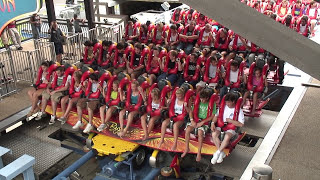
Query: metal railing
[[0, 50, 17, 98], [59, 25, 124, 65], [0, 16, 89, 49], [0, 40, 55, 98]]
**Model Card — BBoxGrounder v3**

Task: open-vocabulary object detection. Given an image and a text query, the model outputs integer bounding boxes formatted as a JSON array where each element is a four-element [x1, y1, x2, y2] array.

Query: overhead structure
[[181, 0, 320, 80], [84, 0, 95, 29], [45, 0, 56, 25]]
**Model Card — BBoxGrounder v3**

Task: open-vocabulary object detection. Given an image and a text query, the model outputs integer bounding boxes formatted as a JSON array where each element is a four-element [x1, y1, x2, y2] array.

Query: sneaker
[[57, 117, 67, 124], [35, 112, 44, 121], [49, 115, 56, 125], [216, 151, 226, 164], [83, 123, 93, 134], [97, 124, 106, 132], [211, 150, 221, 165], [72, 121, 83, 130]]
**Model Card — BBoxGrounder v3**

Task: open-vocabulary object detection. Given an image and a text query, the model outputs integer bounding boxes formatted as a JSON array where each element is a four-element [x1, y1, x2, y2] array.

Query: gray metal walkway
[[0, 120, 72, 179]]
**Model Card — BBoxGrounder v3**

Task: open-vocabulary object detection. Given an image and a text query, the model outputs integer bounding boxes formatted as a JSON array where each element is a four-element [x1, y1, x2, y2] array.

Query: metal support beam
[[181, 0, 320, 80], [45, 0, 56, 25], [52, 150, 95, 180], [84, 0, 95, 29]]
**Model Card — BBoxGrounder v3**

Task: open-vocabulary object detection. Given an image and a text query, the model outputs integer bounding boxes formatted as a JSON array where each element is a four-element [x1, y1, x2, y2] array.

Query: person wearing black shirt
[[177, 53, 200, 87], [49, 21, 65, 63], [127, 43, 145, 79], [101, 40, 112, 68], [177, 21, 199, 55], [108, 42, 128, 76], [157, 50, 182, 85]]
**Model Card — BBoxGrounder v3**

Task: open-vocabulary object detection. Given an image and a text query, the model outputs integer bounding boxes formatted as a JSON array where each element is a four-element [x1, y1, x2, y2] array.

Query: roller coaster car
[[216, 95, 246, 153], [34, 62, 59, 89], [243, 62, 269, 117]]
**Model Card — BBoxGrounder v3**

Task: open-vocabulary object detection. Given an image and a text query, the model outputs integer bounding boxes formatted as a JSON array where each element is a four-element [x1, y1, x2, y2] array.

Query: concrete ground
[[270, 78, 320, 180], [0, 82, 32, 121], [0, 40, 35, 121]]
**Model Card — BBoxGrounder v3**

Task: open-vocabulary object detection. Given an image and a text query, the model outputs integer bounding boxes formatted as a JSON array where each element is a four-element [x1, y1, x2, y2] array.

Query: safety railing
[[33, 39, 56, 66], [0, 51, 17, 98], [60, 25, 124, 64], [0, 16, 89, 49], [0, 40, 55, 98]]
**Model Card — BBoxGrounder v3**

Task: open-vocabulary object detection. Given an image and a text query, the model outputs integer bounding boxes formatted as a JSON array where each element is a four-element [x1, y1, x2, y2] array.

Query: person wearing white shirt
[[36, 66, 72, 125], [211, 92, 245, 164], [219, 60, 243, 102]]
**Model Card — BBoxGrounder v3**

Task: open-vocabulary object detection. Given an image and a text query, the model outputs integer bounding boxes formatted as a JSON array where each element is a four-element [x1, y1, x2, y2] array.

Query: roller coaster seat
[[183, 54, 202, 82], [51, 64, 76, 91], [224, 60, 246, 89], [34, 62, 59, 89], [203, 56, 223, 84], [216, 95, 243, 132]]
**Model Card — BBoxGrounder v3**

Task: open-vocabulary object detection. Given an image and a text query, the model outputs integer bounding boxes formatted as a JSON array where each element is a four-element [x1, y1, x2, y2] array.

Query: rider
[[58, 71, 84, 123], [158, 88, 190, 151], [140, 88, 167, 140], [211, 92, 244, 164], [117, 80, 146, 137], [242, 68, 268, 115], [181, 89, 216, 162], [97, 80, 124, 132]]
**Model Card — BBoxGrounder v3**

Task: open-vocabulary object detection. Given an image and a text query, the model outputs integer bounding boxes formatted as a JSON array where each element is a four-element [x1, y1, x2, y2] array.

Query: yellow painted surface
[[92, 134, 140, 156]]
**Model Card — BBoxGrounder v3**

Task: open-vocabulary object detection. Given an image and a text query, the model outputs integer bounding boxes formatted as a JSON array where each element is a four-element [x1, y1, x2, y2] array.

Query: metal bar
[[52, 150, 95, 180], [301, 83, 320, 88], [142, 168, 161, 180], [180, 0, 320, 80], [6, 50, 17, 90]]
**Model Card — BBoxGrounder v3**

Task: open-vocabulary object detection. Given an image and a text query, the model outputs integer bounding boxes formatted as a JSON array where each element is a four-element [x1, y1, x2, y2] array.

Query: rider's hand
[[211, 122, 216, 131]]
